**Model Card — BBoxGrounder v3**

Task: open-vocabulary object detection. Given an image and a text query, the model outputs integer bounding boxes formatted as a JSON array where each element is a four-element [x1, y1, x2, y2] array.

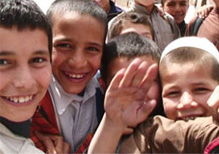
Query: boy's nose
[[176, 4, 181, 10], [68, 52, 87, 68], [13, 67, 36, 89], [177, 92, 194, 109]]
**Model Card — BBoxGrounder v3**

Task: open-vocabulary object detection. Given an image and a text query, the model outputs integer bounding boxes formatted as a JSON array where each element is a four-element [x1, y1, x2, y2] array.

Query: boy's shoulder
[[0, 123, 44, 154]]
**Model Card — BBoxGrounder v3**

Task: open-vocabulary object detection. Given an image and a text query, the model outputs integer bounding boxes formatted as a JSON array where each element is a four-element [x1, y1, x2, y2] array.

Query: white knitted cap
[[160, 37, 219, 63]]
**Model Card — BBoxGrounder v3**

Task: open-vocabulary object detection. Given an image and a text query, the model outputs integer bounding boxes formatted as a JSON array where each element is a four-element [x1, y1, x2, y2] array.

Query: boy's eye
[[180, 2, 187, 6], [86, 46, 100, 52], [194, 87, 209, 93], [31, 57, 46, 63], [30, 57, 49, 68], [167, 2, 176, 7], [166, 91, 180, 97], [55, 43, 72, 50], [0, 59, 9, 65]]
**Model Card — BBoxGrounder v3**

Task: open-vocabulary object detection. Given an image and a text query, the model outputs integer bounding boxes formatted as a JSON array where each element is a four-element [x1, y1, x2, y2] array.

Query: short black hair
[[0, 0, 52, 57], [101, 32, 161, 82], [47, 0, 107, 39]]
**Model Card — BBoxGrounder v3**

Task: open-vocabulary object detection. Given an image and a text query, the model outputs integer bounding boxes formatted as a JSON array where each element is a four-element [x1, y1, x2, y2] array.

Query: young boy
[[127, 0, 181, 50], [88, 36, 219, 154], [160, 36, 219, 121], [101, 32, 165, 116], [161, 0, 189, 36], [0, 0, 52, 153], [107, 11, 154, 41], [31, 0, 108, 153]]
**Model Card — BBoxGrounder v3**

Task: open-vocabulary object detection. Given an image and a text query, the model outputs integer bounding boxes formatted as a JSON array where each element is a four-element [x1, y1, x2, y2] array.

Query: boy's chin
[[62, 86, 86, 95], [1, 114, 33, 123]]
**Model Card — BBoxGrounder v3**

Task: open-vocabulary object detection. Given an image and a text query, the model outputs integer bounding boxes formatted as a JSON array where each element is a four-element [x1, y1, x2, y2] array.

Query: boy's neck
[[145, 4, 154, 13], [136, 2, 154, 13], [104, 2, 111, 14], [0, 116, 31, 138]]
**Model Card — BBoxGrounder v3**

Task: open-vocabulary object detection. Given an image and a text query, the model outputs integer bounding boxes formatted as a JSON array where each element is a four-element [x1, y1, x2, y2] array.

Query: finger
[[119, 58, 142, 88], [137, 99, 157, 123], [208, 86, 219, 122], [123, 127, 134, 135], [131, 61, 150, 87], [35, 131, 56, 154], [49, 136, 64, 153], [140, 64, 158, 89], [107, 68, 125, 91], [63, 142, 70, 153]]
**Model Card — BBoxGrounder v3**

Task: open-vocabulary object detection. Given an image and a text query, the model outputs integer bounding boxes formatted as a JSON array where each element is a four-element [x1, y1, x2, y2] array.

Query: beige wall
[[115, 0, 130, 8]]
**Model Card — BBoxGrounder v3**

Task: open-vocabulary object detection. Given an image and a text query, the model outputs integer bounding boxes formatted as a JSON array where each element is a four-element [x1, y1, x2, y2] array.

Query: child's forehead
[[53, 11, 103, 24], [52, 12, 106, 32], [161, 61, 212, 75], [0, 26, 48, 53]]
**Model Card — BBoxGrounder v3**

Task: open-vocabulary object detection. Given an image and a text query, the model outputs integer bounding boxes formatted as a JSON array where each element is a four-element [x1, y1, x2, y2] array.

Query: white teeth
[[6, 95, 33, 104], [182, 116, 196, 121], [68, 73, 84, 79]]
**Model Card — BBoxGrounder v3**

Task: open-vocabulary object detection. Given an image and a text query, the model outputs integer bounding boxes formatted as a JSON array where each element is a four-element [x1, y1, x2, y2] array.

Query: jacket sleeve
[[118, 116, 219, 153]]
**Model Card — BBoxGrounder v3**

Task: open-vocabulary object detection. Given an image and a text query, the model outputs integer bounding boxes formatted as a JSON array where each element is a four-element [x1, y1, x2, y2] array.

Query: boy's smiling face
[[163, 0, 189, 24], [52, 13, 105, 94], [161, 62, 218, 120], [0, 27, 51, 122]]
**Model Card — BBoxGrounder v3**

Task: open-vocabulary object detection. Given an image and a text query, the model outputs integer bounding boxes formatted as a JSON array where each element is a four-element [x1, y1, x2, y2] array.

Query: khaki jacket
[[118, 116, 219, 153]]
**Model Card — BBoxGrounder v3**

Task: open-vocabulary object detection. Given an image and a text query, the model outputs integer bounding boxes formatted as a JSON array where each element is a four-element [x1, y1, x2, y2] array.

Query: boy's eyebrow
[[54, 37, 103, 48], [0, 51, 15, 56], [89, 42, 103, 48], [33, 50, 50, 55], [0, 50, 49, 56]]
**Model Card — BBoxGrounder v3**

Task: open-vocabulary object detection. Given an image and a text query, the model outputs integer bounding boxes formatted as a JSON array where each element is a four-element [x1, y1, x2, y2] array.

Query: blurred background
[[33, 0, 215, 14], [33, 0, 215, 24]]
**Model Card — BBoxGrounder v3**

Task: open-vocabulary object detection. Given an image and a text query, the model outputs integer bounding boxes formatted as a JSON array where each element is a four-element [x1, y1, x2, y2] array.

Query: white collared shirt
[[48, 76, 101, 152], [0, 123, 44, 154]]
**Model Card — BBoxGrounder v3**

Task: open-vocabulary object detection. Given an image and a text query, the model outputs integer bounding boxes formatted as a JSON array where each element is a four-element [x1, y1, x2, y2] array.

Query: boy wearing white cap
[[160, 36, 219, 121], [88, 36, 219, 154]]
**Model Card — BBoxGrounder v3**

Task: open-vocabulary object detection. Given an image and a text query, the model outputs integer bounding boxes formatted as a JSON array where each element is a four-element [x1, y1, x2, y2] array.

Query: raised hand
[[104, 58, 158, 134], [88, 58, 159, 154], [208, 86, 219, 124]]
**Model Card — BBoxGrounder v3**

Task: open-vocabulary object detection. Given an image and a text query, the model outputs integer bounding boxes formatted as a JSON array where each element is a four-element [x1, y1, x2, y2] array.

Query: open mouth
[[2, 95, 34, 104], [177, 115, 203, 121], [64, 72, 88, 80]]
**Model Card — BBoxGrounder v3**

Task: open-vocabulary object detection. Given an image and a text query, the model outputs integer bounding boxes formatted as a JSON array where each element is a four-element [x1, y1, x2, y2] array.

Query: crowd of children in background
[[0, 0, 219, 154]]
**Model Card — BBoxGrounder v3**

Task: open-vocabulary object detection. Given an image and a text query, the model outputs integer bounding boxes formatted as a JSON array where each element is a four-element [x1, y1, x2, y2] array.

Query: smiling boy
[[31, 0, 108, 153], [0, 0, 52, 153]]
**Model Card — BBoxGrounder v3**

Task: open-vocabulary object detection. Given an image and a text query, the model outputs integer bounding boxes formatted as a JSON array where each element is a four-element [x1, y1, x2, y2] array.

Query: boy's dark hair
[[101, 32, 161, 83], [0, 0, 53, 57], [108, 11, 154, 40], [160, 47, 219, 83], [47, 0, 108, 39]]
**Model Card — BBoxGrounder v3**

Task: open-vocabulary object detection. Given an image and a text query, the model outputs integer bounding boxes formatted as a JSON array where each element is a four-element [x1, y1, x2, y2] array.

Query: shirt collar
[[49, 75, 101, 115]]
